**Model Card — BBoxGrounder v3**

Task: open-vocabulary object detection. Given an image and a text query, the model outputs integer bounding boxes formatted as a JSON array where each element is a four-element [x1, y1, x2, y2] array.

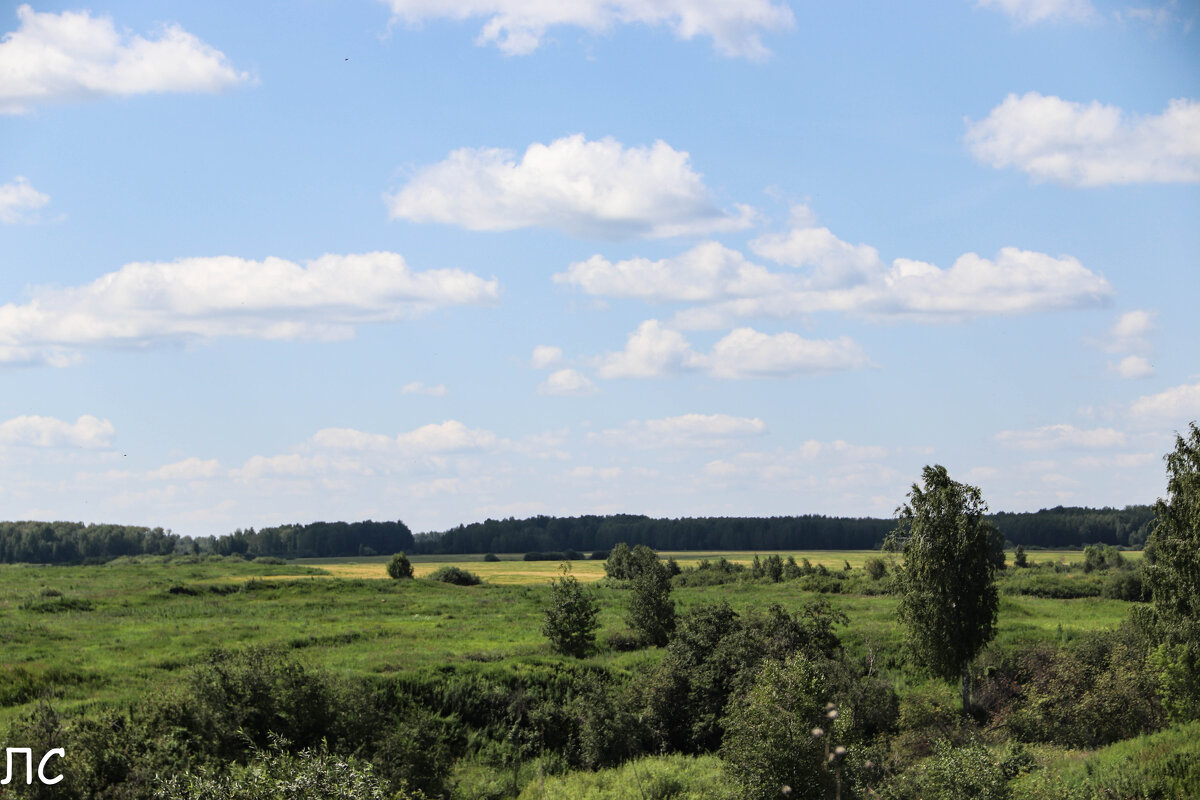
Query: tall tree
[[1145, 422, 1200, 721], [626, 558, 675, 646], [888, 465, 1004, 714], [542, 564, 600, 658]]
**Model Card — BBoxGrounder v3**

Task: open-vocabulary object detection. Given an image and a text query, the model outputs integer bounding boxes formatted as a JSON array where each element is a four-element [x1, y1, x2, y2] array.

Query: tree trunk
[[961, 660, 971, 716]]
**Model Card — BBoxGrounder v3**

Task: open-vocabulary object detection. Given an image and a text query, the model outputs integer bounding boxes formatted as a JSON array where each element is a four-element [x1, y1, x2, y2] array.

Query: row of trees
[[0, 519, 414, 564], [415, 506, 1154, 555]]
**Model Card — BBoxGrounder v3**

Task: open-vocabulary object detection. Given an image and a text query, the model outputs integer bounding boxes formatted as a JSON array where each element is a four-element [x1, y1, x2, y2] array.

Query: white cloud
[[234, 454, 373, 480], [966, 93, 1200, 186], [0, 252, 498, 366], [401, 381, 449, 396], [1109, 309, 1156, 352], [1129, 381, 1200, 426], [700, 328, 871, 379], [569, 465, 622, 480], [1109, 355, 1155, 380], [1073, 452, 1157, 468], [995, 423, 1127, 449], [0, 177, 49, 223], [977, 0, 1097, 24], [385, 134, 753, 240], [595, 319, 870, 379], [148, 457, 222, 481], [0, 414, 114, 448], [595, 319, 701, 378], [382, 0, 794, 59], [592, 413, 766, 448], [563, 213, 1111, 327], [750, 219, 884, 288], [554, 241, 784, 301], [538, 368, 598, 396], [0, 4, 251, 114], [530, 345, 563, 369], [312, 420, 500, 455]]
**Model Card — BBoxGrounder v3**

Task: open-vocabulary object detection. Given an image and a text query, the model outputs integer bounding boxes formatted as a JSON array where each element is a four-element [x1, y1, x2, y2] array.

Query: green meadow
[[0, 550, 1137, 728]]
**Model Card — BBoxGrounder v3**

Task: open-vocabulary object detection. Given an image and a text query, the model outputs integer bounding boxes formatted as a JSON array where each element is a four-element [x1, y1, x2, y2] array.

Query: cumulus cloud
[[0, 177, 49, 223], [385, 135, 753, 240], [401, 381, 449, 396], [592, 413, 766, 448], [0, 252, 498, 366], [1129, 381, 1200, 426], [538, 368, 598, 396], [554, 241, 784, 301], [1109, 309, 1156, 352], [966, 93, 1200, 186], [595, 319, 870, 379], [148, 457, 222, 481], [977, 0, 1096, 24], [530, 345, 563, 369], [0, 4, 251, 114], [312, 420, 500, 455], [381, 0, 794, 58], [561, 211, 1111, 327], [0, 414, 114, 448], [1109, 355, 1155, 380], [995, 423, 1127, 449]]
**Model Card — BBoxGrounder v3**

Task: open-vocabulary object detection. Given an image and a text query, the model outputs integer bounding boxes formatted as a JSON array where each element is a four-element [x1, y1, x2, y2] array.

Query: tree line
[[0, 519, 413, 564], [0, 505, 1152, 564], [413, 505, 1154, 555]]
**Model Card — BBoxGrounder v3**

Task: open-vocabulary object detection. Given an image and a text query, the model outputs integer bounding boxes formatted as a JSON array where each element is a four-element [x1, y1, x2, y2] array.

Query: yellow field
[[279, 549, 1119, 584]]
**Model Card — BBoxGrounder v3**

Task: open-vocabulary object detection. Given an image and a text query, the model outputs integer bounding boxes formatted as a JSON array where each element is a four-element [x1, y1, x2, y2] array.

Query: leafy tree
[[626, 558, 675, 646], [387, 552, 414, 580], [1145, 421, 1200, 721], [542, 564, 599, 658], [888, 465, 1004, 714], [864, 557, 887, 580], [763, 553, 784, 582], [1013, 544, 1027, 568], [720, 654, 834, 800], [604, 542, 633, 579]]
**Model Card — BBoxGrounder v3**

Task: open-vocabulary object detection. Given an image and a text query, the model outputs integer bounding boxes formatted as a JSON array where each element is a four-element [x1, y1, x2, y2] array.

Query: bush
[[626, 560, 675, 646], [881, 739, 1010, 800], [864, 557, 888, 580], [721, 654, 834, 800], [429, 566, 482, 586], [542, 566, 599, 658], [386, 552, 414, 580], [483, 553, 500, 562]]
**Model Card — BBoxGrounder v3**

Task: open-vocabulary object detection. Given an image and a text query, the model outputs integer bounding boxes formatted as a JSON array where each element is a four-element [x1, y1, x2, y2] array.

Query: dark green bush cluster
[[429, 565, 482, 585], [522, 550, 584, 561]]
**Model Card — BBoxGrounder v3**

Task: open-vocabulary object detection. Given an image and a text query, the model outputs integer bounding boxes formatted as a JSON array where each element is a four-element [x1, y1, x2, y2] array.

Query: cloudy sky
[[1, 0, 1198, 535]]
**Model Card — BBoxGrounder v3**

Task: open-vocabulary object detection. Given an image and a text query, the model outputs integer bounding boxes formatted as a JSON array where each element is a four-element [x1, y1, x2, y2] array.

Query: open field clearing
[[0, 551, 1140, 729], [291, 548, 1126, 583]]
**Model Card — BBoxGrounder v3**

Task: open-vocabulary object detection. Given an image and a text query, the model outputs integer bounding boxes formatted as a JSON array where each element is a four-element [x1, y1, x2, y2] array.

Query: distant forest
[[0, 505, 1154, 564]]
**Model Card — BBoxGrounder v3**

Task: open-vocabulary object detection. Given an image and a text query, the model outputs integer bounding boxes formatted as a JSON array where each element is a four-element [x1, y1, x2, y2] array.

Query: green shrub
[[864, 557, 888, 580], [483, 552, 501, 562], [881, 739, 1010, 800], [515, 754, 735, 800], [386, 552, 414, 580], [429, 565, 482, 586]]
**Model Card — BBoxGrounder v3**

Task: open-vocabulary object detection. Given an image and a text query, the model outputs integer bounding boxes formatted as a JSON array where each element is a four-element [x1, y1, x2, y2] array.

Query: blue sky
[[1, 0, 1198, 535]]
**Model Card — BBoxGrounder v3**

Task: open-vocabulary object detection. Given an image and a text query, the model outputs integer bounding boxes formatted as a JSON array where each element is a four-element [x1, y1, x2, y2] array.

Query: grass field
[[290, 548, 1120, 583], [0, 549, 1139, 730]]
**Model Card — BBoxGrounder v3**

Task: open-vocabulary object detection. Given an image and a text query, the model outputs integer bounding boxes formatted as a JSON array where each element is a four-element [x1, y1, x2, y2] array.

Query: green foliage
[[1145, 421, 1200, 721], [387, 552, 414, 580], [889, 465, 1004, 710], [542, 565, 599, 658], [429, 565, 482, 585], [864, 556, 888, 580], [1083, 543, 1125, 573], [1014, 545, 1027, 568], [1010, 721, 1200, 800], [720, 654, 834, 800], [153, 737, 396, 800], [881, 739, 1010, 800], [483, 552, 500, 562], [515, 754, 736, 800], [626, 559, 675, 646]]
